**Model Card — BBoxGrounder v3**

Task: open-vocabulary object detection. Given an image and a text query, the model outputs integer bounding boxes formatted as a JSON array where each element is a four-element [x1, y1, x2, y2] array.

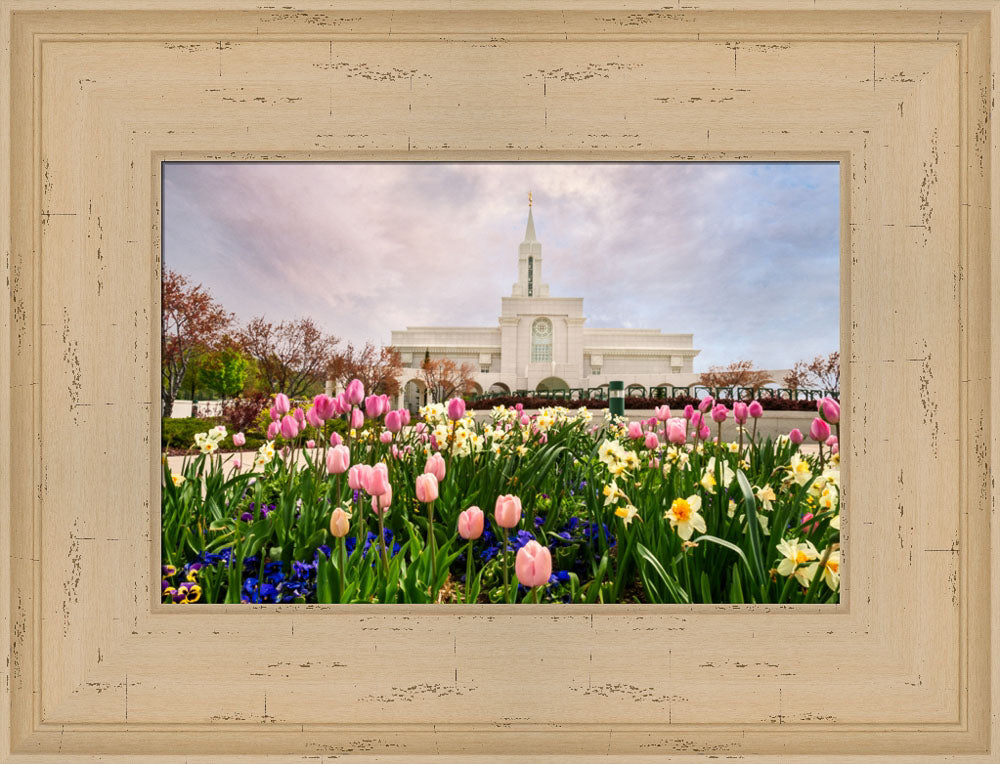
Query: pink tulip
[[363, 463, 390, 497], [333, 393, 347, 415], [269, 406, 279, 421], [329, 508, 350, 538], [698, 395, 714, 413], [654, 405, 671, 421], [690, 410, 702, 429], [348, 464, 371, 492], [697, 423, 711, 440], [350, 408, 364, 430], [627, 421, 643, 440], [711, 404, 729, 423], [379, 394, 390, 416], [648, 457, 660, 470], [819, 397, 840, 425], [400, 409, 412, 426], [364, 395, 381, 419], [305, 407, 323, 429], [666, 418, 686, 444], [279, 414, 299, 439], [306, 439, 316, 449], [748, 400, 764, 418], [831, 442, 840, 455], [644, 432, 660, 450], [414, 422, 426, 434], [733, 401, 749, 425], [789, 428, 804, 445], [384, 410, 402, 433], [424, 452, 446, 482], [457, 506, 485, 540], [447, 397, 466, 421], [391, 445, 400, 459], [314, 394, 336, 420], [293, 407, 306, 426], [683, 404, 694, 420], [494, 494, 522, 528], [371, 483, 393, 515], [274, 393, 290, 415], [233, 432, 246, 447], [514, 403, 523, 412], [809, 417, 831, 442], [825, 434, 838, 447], [415, 473, 439, 503], [520, 415, 530, 426], [380, 431, 393, 444], [538, 433, 548, 445], [345, 379, 365, 406], [801, 512, 820, 533], [266, 421, 279, 440], [329, 431, 343, 447], [326, 444, 350, 474], [515, 540, 553, 588]]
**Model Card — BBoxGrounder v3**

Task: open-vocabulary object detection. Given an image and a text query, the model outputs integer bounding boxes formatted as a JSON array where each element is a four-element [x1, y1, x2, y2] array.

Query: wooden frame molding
[[2, 2, 998, 760]]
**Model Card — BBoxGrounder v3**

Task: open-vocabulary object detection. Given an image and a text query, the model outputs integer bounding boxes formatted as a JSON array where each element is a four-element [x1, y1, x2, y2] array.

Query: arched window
[[531, 317, 553, 362]]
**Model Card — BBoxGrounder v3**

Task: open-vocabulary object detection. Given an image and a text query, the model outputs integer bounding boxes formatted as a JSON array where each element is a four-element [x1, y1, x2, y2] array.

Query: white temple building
[[391, 202, 701, 410]]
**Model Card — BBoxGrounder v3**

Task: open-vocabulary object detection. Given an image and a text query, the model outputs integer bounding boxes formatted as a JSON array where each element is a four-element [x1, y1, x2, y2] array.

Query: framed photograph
[[2, 1, 997, 760]]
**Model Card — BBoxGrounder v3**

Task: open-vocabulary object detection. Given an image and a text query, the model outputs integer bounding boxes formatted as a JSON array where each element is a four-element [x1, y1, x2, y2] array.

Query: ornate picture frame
[[2, 1, 997, 759]]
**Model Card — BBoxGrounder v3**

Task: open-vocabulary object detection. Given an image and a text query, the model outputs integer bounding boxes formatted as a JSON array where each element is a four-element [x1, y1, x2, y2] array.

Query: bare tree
[[328, 342, 403, 397], [161, 270, 232, 418], [419, 358, 476, 402], [698, 360, 773, 393], [783, 351, 840, 392], [237, 316, 340, 399]]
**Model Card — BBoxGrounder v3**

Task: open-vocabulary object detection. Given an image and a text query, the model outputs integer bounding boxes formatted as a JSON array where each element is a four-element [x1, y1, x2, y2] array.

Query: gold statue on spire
[[528, 190, 532, 208]]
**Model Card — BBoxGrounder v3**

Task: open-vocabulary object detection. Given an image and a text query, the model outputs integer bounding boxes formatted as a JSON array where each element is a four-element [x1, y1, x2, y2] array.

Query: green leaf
[[735, 469, 767, 585], [635, 543, 689, 604]]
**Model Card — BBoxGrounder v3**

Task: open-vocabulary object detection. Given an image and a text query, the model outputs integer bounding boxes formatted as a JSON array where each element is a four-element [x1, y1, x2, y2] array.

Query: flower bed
[[162, 385, 842, 605], [468, 395, 828, 412]]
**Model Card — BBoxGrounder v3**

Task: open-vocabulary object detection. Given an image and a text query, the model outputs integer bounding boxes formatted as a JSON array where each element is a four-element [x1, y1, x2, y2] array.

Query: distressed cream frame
[[1, 1, 998, 760]]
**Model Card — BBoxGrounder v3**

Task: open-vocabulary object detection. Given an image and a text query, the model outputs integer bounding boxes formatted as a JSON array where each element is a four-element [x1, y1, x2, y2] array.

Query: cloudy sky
[[163, 162, 839, 371]]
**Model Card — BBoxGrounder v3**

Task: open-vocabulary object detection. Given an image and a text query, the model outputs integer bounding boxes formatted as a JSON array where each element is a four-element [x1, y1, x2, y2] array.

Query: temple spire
[[523, 195, 537, 242]]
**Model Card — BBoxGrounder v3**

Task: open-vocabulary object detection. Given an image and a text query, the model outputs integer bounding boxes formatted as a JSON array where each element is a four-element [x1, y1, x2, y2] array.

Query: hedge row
[[467, 395, 825, 412]]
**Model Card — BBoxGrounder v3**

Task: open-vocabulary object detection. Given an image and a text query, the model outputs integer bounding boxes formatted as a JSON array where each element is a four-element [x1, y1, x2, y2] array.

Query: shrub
[[162, 416, 224, 450], [221, 392, 270, 433]]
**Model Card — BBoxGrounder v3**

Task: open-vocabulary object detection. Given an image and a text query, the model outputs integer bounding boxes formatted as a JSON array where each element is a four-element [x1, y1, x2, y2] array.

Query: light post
[[608, 380, 624, 420]]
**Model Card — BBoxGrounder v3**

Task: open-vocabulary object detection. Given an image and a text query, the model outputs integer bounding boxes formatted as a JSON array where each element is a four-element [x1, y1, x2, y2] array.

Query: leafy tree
[[328, 342, 403, 396], [698, 360, 773, 393], [420, 357, 476, 402], [161, 270, 232, 418], [198, 344, 250, 400], [237, 316, 340, 399], [783, 351, 840, 392]]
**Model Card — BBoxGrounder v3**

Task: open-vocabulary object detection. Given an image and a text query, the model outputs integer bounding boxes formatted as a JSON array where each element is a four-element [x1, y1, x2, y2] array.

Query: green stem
[[376, 505, 389, 573], [338, 536, 347, 601], [502, 527, 510, 603], [428, 499, 437, 588], [465, 539, 474, 604]]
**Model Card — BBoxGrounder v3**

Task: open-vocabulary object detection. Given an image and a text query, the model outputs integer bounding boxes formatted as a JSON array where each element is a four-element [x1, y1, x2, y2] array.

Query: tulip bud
[[698, 395, 714, 413], [733, 401, 748, 425], [789, 428, 804, 445], [380, 431, 393, 444], [371, 482, 392, 514], [314, 394, 336, 421], [305, 407, 323, 429], [233, 432, 246, 447], [364, 395, 381, 419], [269, 406, 279, 421], [520, 415, 530, 426], [748, 400, 763, 418], [415, 473, 439, 503], [683, 404, 694, 420], [329, 431, 343, 447], [345, 379, 365, 405], [424, 452, 446, 482], [350, 408, 364, 430], [644, 432, 660, 450], [819, 397, 840, 425], [306, 439, 316, 449], [627, 421, 643, 440], [400, 409, 411, 426], [457, 506, 485, 540], [329, 507, 350, 538], [274, 393, 290, 415], [515, 540, 553, 588], [494, 494, 522, 528], [293, 407, 306, 425], [348, 464, 371, 492], [711, 404, 729, 423], [384, 410, 402, 433], [697, 423, 711, 440], [267, 421, 279, 440], [654, 405, 671, 422], [447, 397, 466, 421], [279, 414, 299, 439], [326, 444, 350, 474], [666, 418, 686, 444], [809, 417, 831, 442]]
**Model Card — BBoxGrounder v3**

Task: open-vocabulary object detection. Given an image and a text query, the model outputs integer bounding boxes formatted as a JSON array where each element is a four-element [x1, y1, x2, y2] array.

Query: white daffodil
[[664, 495, 707, 541], [755, 484, 777, 511], [776, 537, 820, 586], [804, 549, 840, 591], [602, 479, 626, 507], [614, 503, 640, 527], [788, 454, 813, 487], [171, 472, 186, 487]]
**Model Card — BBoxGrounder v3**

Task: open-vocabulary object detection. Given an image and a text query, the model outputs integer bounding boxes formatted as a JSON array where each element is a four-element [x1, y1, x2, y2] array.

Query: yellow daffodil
[[614, 504, 640, 526], [788, 454, 813, 487], [171, 473, 186, 487], [804, 550, 840, 591], [665, 495, 706, 540]]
